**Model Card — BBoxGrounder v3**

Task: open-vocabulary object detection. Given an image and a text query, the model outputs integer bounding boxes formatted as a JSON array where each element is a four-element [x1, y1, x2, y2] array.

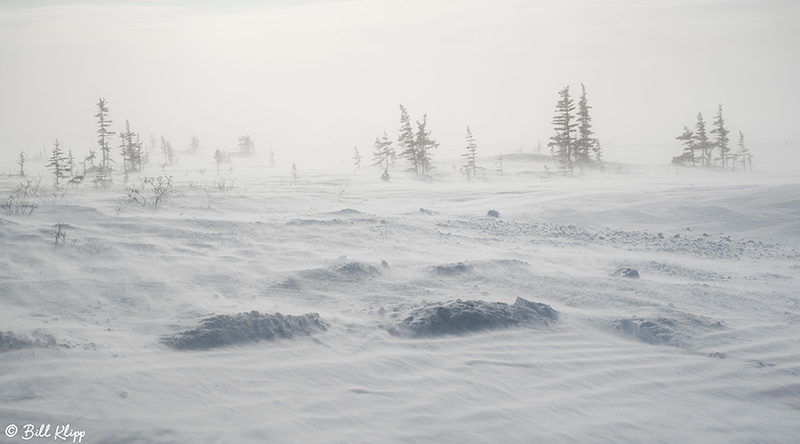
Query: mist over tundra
[[1, 1, 800, 443], [1, 0, 798, 164]]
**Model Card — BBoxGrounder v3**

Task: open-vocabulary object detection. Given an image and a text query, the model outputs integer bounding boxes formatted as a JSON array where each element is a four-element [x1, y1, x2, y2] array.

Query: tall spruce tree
[[414, 114, 438, 176], [461, 125, 478, 180], [397, 105, 418, 174], [693, 112, 712, 167], [548, 85, 577, 175], [710, 105, 730, 169], [575, 83, 596, 166], [95, 98, 114, 171]]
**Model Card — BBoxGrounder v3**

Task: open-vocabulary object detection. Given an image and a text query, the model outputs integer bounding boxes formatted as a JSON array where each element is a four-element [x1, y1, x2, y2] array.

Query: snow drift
[[163, 311, 328, 350], [388, 297, 558, 337]]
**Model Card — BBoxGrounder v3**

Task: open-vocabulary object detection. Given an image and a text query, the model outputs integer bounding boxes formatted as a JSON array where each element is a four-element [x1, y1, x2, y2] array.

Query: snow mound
[[163, 311, 328, 350], [613, 313, 726, 348], [0, 329, 64, 352], [388, 297, 558, 337], [614, 267, 640, 278], [300, 262, 381, 282], [432, 262, 474, 276]]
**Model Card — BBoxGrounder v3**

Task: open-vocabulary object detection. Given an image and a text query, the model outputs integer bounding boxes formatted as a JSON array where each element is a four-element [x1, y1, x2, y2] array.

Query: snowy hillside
[[1, 154, 799, 443]]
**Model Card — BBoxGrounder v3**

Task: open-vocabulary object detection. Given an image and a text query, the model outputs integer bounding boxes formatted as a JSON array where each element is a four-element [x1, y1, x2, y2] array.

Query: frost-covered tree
[[548, 85, 577, 175], [189, 135, 201, 154], [415, 114, 438, 176], [371, 131, 395, 170], [710, 105, 730, 169], [461, 125, 478, 180], [95, 98, 114, 171], [397, 105, 418, 174], [693, 112, 712, 167], [673, 126, 696, 166], [575, 83, 597, 167], [46, 139, 70, 187], [352, 146, 362, 171], [238, 134, 255, 155]]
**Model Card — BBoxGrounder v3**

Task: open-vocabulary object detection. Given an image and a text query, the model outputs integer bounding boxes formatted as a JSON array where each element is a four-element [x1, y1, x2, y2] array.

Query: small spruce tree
[[352, 146, 363, 171], [46, 139, 71, 187], [397, 105, 418, 174], [461, 125, 478, 180]]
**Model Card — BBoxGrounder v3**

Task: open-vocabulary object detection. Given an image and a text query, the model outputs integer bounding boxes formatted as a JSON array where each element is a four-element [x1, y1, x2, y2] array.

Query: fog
[[1, 0, 798, 165]]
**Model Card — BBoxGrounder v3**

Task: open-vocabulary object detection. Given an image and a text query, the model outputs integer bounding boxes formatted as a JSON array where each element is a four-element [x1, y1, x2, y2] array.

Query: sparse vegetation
[[2, 175, 44, 215], [122, 175, 175, 207]]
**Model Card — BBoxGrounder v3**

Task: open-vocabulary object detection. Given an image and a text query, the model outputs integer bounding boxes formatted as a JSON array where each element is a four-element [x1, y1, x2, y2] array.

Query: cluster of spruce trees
[[673, 106, 752, 171], [547, 84, 604, 175]]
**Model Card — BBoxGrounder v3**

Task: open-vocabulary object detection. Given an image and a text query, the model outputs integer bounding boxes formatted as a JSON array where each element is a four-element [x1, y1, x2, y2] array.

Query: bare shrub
[[122, 175, 175, 207], [2, 175, 44, 215]]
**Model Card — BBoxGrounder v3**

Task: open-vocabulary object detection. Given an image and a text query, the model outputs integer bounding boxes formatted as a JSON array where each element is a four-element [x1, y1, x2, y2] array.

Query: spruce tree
[[710, 105, 730, 169], [190, 135, 201, 154], [238, 135, 254, 155], [95, 98, 114, 171], [18, 151, 26, 177], [575, 83, 596, 166], [461, 125, 478, 180], [693, 112, 712, 167], [119, 120, 141, 172], [674, 126, 696, 166], [414, 114, 438, 176], [46, 139, 70, 187], [548, 86, 577, 175], [353, 146, 363, 170], [734, 130, 752, 171], [371, 131, 394, 170], [397, 105, 418, 174], [160, 136, 175, 166]]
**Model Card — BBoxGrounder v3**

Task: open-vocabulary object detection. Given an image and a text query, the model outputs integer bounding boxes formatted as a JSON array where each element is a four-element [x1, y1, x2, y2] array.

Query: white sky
[[0, 0, 798, 165]]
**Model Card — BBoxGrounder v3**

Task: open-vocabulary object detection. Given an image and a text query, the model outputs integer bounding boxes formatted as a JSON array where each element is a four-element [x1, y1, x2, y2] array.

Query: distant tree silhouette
[[711, 105, 731, 169], [548, 86, 577, 175], [95, 98, 114, 172], [46, 139, 70, 187], [461, 125, 478, 180]]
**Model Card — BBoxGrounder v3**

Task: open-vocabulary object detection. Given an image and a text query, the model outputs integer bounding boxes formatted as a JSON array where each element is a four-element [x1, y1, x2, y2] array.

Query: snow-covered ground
[[1, 153, 799, 443]]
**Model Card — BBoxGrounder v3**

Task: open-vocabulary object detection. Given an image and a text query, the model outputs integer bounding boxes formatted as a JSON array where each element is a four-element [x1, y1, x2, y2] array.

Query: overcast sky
[[0, 0, 798, 165]]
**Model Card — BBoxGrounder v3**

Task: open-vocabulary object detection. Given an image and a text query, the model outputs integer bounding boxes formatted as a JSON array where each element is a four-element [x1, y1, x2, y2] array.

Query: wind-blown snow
[[1, 153, 799, 442]]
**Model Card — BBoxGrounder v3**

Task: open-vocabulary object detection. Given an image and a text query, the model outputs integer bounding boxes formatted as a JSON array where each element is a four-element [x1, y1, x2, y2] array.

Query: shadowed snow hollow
[[387, 297, 558, 337], [163, 311, 327, 350]]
